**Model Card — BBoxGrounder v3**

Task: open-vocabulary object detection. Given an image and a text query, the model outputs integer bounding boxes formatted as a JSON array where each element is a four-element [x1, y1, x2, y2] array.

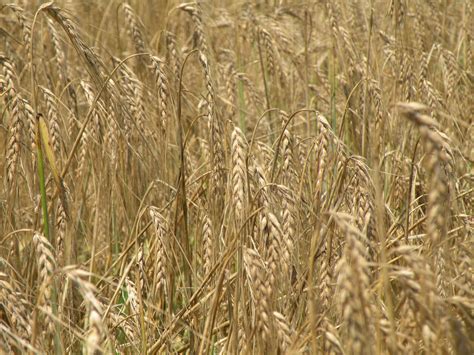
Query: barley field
[[0, 0, 472, 354]]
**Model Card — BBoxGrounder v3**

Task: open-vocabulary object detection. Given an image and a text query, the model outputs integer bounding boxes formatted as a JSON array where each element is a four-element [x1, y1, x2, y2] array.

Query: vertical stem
[[304, 10, 311, 132], [329, 41, 337, 132], [36, 114, 62, 354], [36, 114, 50, 241], [234, 24, 246, 132], [362, 1, 374, 160], [256, 30, 274, 142]]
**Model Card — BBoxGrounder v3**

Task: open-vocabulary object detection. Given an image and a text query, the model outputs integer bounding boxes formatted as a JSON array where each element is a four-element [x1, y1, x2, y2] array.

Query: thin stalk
[[362, 1, 374, 160], [35, 114, 50, 241], [304, 10, 311, 132], [256, 30, 274, 142], [35, 114, 62, 355], [329, 42, 337, 132]]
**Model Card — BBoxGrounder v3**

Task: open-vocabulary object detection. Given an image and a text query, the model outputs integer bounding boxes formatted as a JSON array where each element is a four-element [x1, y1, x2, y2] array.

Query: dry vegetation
[[0, 0, 473, 354]]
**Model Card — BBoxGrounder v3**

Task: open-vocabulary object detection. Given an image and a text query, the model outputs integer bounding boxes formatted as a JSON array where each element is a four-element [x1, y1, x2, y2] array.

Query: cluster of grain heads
[[65, 268, 108, 354], [0, 272, 31, 349], [397, 102, 453, 296], [334, 215, 372, 355], [0, 1, 472, 353]]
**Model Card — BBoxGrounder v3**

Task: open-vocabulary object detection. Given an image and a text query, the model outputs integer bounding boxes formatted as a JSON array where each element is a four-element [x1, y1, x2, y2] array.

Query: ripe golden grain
[[0, 1, 472, 354]]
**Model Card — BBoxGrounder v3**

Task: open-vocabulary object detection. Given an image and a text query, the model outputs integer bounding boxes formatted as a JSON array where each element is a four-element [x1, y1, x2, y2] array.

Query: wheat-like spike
[[326, 1, 341, 40], [259, 28, 276, 76], [397, 102, 452, 296], [33, 233, 56, 304], [199, 52, 225, 196], [0, 55, 17, 101], [0, 273, 31, 339], [75, 81, 99, 176], [77, 127, 89, 177], [231, 126, 248, 221], [456, 247, 472, 297], [263, 212, 284, 287], [46, 17, 66, 83], [64, 268, 107, 352], [137, 243, 147, 298], [21, 97, 36, 160], [335, 215, 372, 355], [255, 141, 274, 169], [280, 110, 295, 185], [181, 4, 227, 202], [322, 318, 344, 354], [179, 3, 209, 54], [418, 51, 429, 98], [368, 79, 384, 136], [104, 105, 119, 170], [385, 5, 401, 36], [413, 6, 425, 51], [125, 278, 139, 317], [252, 164, 270, 210], [252, 163, 272, 251], [338, 26, 361, 78], [350, 0, 367, 33], [423, 79, 443, 112], [466, 31, 473, 72], [40, 86, 62, 157], [244, 248, 272, 342], [350, 159, 376, 247], [318, 252, 333, 314], [45, 5, 106, 88], [391, 154, 408, 208], [108, 307, 138, 349], [5, 4, 31, 56], [280, 194, 295, 279], [399, 53, 415, 101], [149, 55, 169, 133], [351, 171, 365, 225], [272, 311, 293, 351], [129, 78, 146, 134], [378, 315, 404, 354], [225, 63, 237, 118], [111, 58, 136, 142], [33, 233, 57, 345], [86, 308, 104, 355], [237, 327, 249, 354], [315, 114, 330, 194], [80, 80, 103, 143], [149, 207, 168, 297], [1, 56, 23, 184], [55, 198, 67, 264], [441, 48, 458, 99], [64, 268, 103, 315], [236, 72, 264, 109], [122, 3, 147, 54], [294, 134, 309, 175], [390, 245, 441, 352], [202, 214, 213, 276], [165, 32, 181, 87], [5, 94, 23, 184]]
